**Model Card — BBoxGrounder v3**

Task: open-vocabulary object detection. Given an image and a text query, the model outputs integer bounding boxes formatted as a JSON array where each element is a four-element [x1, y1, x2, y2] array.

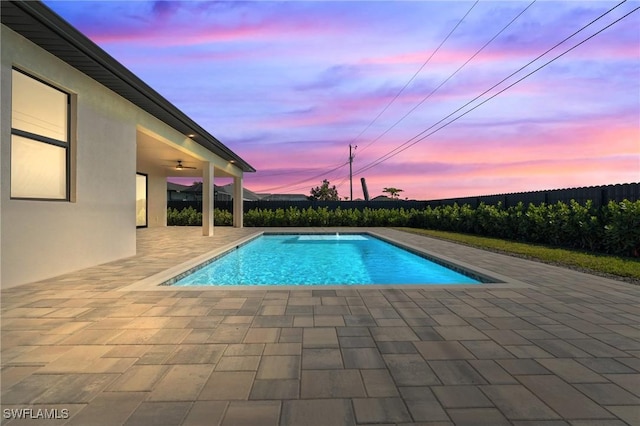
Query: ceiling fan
[[173, 160, 197, 170]]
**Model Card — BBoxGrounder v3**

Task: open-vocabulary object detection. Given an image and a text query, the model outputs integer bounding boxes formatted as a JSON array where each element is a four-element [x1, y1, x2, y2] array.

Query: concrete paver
[[1, 226, 639, 425]]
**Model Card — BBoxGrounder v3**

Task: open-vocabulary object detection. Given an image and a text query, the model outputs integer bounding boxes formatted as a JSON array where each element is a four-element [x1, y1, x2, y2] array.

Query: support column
[[233, 175, 243, 228], [202, 162, 214, 236]]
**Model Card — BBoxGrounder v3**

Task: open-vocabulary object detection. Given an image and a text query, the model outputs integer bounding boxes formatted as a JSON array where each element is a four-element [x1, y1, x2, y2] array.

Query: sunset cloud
[[44, 0, 639, 200]]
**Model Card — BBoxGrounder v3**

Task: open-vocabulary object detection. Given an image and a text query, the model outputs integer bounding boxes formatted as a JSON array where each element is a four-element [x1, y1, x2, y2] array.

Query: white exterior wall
[[1, 27, 137, 288], [2, 26, 231, 288], [2, 25, 245, 288], [147, 171, 168, 228]]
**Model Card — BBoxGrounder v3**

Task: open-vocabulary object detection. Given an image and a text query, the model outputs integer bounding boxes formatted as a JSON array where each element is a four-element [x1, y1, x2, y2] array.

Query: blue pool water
[[171, 234, 481, 286]]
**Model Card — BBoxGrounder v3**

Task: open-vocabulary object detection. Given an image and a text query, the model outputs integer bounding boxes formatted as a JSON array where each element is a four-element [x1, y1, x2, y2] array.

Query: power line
[[355, 0, 537, 156], [354, 2, 638, 176], [255, 161, 346, 177], [353, 0, 632, 176], [256, 161, 349, 193], [265, 164, 350, 195], [333, 0, 536, 187], [353, 1, 480, 154]]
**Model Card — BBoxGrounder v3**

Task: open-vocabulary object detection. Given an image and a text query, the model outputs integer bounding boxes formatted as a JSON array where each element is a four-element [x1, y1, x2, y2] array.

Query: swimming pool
[[169, 233, 482, 286]]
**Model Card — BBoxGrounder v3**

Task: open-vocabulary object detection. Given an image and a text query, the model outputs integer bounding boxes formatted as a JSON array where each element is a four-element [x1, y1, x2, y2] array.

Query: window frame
[[10, 67, 71, 201]]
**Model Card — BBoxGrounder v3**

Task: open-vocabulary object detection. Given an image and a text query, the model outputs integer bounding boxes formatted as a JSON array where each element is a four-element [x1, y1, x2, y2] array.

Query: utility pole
[[349, 144, 357, 201]]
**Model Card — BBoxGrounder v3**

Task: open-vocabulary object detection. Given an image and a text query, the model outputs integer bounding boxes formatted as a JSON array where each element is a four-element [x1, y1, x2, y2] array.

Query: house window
[[11, 68, 70, 200], [136, 173, 148, 227]]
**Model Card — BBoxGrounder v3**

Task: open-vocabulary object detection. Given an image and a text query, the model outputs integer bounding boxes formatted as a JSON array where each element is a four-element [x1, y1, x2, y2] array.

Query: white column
[[233, 175, 243, 228], [202, 162, 214, 236]]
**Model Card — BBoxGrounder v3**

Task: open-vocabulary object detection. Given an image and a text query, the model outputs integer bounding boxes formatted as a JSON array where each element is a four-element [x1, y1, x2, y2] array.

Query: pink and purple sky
[[45, 1, 639, 200]]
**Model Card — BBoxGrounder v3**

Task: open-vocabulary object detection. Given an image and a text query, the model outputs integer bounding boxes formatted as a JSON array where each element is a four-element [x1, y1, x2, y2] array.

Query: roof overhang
[[1, 0, 255, 173]]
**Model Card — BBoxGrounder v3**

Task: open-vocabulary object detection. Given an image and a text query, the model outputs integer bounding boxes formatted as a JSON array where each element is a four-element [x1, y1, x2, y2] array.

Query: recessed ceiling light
[[187, 134, 195, 138], [230, 160, 236, 163]]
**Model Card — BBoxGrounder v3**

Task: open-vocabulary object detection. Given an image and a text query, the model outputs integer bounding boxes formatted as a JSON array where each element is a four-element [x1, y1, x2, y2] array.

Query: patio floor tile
[[123, 401, 191, 426], [181, 401, 227, 426], [107, 365, 168, 392], [342, 347, 385, 369], [352, 397, 412, 423], [302, 348, 343, 369], [300, 369, 366, 398], [65, 391, 146, 426], [221, 401, 280, 426], [360, 369, 399, 397], [434, 325, 489, 340], [146, 364, 213, 401], [250, 379, 299, 399], [263, 343, 301, 356], [281, 399, 355, 426], [517, 375, 617, 419], [302, 327, 338, 348], [604, 405, 640, 425], [536, 358, 608, 383], [398, 386, 449, 422], [432, 385, 493, 408], [429, 360, 488, 385], [481, 384, 561, 420], [413, 340, 476, 360], [573, 383, 640, 405], [447, 408, 511, 425], [215, 355, 260, 371], [369, 326, 419, 342], [198, 371, 254, 400], [165, 344, 226, 364], [383, 354, 440, 386], [2, 226, 639, 426], [604, 373, 640, 397], [256, 355, 300, 380]]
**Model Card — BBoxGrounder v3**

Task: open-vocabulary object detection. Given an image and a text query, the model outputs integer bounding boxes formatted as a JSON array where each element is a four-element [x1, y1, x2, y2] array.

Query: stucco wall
[[147, 171, 167, 228], [1, 27, 139, 288]]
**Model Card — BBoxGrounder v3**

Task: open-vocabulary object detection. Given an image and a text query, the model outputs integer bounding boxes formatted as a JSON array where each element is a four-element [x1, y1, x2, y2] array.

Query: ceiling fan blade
[[173, 160, 197, 170]]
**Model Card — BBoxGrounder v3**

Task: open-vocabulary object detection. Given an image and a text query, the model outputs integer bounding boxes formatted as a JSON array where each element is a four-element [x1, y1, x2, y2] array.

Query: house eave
[[1, 0, 255, 173]]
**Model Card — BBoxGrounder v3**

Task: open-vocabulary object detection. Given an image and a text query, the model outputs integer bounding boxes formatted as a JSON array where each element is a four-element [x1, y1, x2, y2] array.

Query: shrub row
[[167, 200, 640, 257], [167, 207, 232, 226], [243, 207, 412, 227], [407, 200, 640, 257]]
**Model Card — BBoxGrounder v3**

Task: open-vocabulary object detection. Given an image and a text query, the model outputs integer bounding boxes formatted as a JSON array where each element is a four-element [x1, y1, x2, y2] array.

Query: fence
[[424, 183, 639, 209], [167, 182, 639, 213]]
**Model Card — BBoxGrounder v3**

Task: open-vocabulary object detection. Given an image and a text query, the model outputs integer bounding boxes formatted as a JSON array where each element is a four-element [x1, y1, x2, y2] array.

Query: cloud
[[44, 0, 639, 200], [150, 1, 182, 19], [294, 65, 365, 91]]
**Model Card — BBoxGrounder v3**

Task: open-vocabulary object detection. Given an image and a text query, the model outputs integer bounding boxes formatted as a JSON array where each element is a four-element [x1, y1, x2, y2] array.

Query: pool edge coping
[[119, 229, 531, 291]]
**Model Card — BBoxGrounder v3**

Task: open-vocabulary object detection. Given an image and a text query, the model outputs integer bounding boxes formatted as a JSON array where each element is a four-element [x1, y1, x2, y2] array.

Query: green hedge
[[243, 206, 413, 227], [167, 207, 232, 226], [407, 200, 640, 257], [167, 200, 640, 257]]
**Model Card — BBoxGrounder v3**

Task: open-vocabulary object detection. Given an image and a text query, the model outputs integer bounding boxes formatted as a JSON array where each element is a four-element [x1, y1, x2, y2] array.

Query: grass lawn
[[395, 227, 640, 283]]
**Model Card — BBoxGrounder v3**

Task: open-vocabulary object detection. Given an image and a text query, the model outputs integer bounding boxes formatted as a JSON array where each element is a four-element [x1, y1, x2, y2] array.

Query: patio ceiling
[[137, 130, 236, 179]]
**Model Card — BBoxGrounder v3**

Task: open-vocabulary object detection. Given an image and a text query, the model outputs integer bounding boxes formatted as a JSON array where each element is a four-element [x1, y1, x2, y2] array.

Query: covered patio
[[136, 128, 247, 235], [1, 227, 639, 425]]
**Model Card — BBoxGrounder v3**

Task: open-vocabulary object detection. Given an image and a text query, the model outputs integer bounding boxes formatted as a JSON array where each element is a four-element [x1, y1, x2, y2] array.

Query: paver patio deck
[[1, 227, 639, 425]]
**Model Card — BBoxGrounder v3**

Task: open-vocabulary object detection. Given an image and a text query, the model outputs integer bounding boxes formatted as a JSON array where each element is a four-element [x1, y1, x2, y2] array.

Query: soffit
[[136, 130, 236, 178]]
